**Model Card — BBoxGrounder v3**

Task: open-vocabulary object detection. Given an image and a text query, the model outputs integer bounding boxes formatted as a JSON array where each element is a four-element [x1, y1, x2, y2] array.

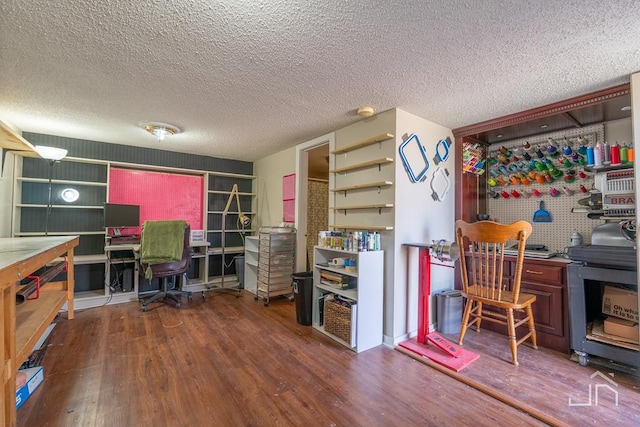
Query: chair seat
[[463, 286, 536, 309]]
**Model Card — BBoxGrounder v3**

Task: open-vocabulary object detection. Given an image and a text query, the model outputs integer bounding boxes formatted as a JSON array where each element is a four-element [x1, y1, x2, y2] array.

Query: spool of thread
[[563, 146, 573, 155], [594, 144, 603, 166], [610, 143, 621, 165], [536, 147, 544, 159], [628, 146, 634, 163], [586, 146, 595, 166], [621, 144, 629, 163], [603, 142, 611, 164], [523, 151, 532, 161]]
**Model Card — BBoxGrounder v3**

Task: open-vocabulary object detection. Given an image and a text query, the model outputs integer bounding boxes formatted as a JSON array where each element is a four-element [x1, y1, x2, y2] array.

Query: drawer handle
[[525, 269, 543, 275]]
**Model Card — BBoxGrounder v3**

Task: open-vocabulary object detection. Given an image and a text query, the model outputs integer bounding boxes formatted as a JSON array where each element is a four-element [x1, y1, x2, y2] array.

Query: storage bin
[[234, 255, 245, 288], [436, 290, 463, 334], [324, 299, 354, 345]]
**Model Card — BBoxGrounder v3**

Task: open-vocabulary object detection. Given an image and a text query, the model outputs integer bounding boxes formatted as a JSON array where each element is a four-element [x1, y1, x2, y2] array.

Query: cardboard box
[[604, 317, 639, 343], [16, 366, 44, 409], [602, 285, 638, 322]]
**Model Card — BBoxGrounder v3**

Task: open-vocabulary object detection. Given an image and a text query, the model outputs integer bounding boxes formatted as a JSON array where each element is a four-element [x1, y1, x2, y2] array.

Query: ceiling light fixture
[[621, 106, 632, 111], [496, 134, 504, 138], [142, 122, 181, 143], [540, 124, 548, 129], [357, 106, 375, 117]]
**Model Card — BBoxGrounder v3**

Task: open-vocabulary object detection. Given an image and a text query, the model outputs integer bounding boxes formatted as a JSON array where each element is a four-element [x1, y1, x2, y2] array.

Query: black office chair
[[138, 222, 193, 311]]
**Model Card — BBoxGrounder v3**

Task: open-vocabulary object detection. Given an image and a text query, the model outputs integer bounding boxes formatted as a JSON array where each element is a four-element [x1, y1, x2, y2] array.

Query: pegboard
[[109, 168, 204, 234], [486, 125, 606, 252]]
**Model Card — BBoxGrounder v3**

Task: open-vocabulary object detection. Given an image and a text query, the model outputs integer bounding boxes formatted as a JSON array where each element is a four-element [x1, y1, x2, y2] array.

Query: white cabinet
[[312, 246, 383, 352], [244, 236, 259, 294]]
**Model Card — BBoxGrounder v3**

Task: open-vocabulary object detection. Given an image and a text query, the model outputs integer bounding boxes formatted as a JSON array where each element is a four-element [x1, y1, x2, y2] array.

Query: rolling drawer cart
[[255, 226, 296, 305]]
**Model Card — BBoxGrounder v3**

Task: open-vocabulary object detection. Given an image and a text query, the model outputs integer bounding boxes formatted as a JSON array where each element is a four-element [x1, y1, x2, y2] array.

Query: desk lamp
[[220, 184, 251, 291], [34, 145, 68, 236]]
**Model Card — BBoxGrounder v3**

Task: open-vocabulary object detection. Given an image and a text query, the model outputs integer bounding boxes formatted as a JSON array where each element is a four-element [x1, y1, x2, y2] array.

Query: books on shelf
[[320, 271, 355, 289]]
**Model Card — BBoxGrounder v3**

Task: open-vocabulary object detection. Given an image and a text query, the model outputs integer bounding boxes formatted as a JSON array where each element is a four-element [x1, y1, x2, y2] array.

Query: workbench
[[1, 236, 78, 426]]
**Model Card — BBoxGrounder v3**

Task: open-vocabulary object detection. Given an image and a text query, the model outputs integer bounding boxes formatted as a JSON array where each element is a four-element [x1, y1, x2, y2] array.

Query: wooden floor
[[18, 290, 640, 427]]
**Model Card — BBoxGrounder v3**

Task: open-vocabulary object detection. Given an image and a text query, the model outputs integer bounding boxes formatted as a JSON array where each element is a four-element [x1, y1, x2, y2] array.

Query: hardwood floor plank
[[16, 291, 638, 426]]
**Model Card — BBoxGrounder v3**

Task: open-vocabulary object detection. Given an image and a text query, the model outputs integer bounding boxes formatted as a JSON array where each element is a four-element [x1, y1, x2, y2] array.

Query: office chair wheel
[[175, 302, 181, 308], [254, 295, 259, 300], [141, 304, 149, 312]]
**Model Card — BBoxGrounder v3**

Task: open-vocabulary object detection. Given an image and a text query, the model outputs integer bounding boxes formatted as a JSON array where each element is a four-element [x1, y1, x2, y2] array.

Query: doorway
[[295, 133, 333, 273]]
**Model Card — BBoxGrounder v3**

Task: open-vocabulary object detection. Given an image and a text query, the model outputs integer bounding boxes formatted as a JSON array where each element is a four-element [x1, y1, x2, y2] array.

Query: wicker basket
[[324, 298, 353, 344]]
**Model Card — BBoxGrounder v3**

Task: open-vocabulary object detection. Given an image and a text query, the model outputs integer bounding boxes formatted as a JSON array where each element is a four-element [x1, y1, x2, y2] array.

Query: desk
[[0, 235, 78, 427]]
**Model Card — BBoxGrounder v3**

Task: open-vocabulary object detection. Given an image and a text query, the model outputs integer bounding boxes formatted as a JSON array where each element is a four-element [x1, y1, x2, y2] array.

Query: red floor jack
[[397, 241, 479, 372]]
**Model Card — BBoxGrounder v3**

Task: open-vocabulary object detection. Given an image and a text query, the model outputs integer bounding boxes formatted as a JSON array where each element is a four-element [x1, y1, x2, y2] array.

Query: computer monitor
[[103, 203, 140, 235]]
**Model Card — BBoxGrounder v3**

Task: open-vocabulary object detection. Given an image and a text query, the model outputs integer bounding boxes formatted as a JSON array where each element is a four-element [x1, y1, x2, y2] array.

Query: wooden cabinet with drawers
[[462, 256, 569, 353]]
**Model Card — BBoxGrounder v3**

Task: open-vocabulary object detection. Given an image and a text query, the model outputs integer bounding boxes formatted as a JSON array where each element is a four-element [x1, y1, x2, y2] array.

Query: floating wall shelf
[[332, 204, 394, 210], [330, 225, 394, 231], [331, 181, 393, 193], [330, 158, 393, 174], [331, 133, 395, 155]]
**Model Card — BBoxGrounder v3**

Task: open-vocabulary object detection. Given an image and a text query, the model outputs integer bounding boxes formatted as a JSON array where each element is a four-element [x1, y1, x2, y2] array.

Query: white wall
[[253, 146, 296, 229], [605, 117, 633, 143], [254, 109, 455, 345], [391, 109, 455, 343]]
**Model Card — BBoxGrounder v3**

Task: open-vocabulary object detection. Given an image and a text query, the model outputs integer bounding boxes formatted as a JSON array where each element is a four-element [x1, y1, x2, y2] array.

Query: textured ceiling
[[1, 1, 639, 162]]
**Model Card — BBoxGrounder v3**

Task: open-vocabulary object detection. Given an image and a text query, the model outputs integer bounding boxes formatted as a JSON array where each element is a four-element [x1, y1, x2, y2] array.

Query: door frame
[[295, 132, 334, 273]]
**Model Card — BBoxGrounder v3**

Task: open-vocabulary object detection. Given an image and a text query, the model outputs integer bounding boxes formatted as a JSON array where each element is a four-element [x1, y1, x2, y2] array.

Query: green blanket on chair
[[140, 220, 187, 279]]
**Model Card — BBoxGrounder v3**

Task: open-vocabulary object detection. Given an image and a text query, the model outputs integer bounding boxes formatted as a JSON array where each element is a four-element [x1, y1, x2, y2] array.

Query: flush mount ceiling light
[[142, 122, 181, 143], [621, 105, 632, 111], [357, 106, 375, 117]]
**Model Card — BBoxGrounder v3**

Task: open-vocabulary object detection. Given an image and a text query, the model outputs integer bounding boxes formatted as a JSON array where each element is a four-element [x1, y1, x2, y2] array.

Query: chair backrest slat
[[456, 220, 532, 303]]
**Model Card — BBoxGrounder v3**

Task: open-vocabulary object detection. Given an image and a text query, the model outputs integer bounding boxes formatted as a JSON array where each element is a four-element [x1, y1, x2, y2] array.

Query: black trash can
[[292, 272, 314, 325]]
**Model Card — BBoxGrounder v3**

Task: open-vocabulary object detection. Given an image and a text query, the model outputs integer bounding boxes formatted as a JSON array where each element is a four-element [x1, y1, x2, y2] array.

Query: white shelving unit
[[312, 246, 383, 353], [11, 153, 257, 307], [244, 236, 258, 294]]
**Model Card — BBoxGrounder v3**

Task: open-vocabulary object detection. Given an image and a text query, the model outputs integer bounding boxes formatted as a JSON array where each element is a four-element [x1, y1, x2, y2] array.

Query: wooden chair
[[455, 220, 537, 365]]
